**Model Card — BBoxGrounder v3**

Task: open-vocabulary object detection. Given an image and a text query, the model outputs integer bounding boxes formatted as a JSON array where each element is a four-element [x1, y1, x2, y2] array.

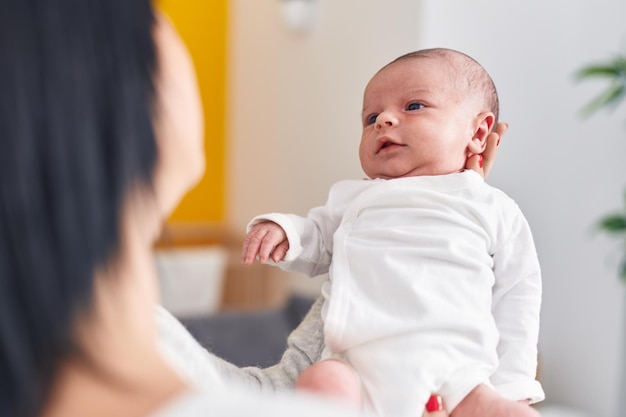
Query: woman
[[0, 0, 504, 416], [0, 1, 200, 415]]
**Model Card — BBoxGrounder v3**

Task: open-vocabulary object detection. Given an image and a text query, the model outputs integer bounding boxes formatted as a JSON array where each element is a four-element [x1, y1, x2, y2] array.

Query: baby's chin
[[367, 168, 459, 180]]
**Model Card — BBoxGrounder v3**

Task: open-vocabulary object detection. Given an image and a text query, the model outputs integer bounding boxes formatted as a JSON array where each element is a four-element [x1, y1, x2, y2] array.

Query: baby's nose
[[375, 111, 398, 129]]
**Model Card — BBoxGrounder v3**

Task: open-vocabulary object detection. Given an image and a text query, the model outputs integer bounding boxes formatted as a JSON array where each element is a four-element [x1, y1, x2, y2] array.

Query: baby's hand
[[241, 221, 289, 265]]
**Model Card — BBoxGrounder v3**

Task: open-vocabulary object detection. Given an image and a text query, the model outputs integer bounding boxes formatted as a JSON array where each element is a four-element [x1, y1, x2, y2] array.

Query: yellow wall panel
[[157, 0, 227, 222]]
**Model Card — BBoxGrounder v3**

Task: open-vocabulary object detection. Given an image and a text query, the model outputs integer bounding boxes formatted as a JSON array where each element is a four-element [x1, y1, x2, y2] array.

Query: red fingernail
[[425, 395, 443, 412], [479, 155, 483, 168]]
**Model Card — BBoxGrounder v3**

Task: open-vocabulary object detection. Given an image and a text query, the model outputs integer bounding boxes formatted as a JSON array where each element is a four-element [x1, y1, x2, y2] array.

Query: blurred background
[[155, 1, 626, 416]]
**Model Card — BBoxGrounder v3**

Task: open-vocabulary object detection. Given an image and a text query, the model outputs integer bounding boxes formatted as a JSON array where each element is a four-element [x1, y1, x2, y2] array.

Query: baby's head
[[359, 48, 498, 179]]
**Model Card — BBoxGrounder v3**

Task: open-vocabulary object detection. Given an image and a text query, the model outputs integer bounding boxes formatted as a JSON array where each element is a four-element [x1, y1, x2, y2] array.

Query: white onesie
[[249, 170, 544, 416]]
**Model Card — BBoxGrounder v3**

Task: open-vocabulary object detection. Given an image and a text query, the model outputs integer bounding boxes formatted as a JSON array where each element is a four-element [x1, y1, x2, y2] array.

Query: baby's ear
[[468, 112, 495, 154]]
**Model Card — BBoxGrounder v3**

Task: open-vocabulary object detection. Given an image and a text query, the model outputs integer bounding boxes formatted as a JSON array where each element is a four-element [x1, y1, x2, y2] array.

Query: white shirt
[[249, 171, 544, 416]]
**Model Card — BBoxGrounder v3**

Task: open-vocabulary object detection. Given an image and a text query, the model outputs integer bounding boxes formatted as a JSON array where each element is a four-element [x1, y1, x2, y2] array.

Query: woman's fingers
[[482, 122, 508, 177], [466, 122, 507, 179], [465, 153, 485, 177]]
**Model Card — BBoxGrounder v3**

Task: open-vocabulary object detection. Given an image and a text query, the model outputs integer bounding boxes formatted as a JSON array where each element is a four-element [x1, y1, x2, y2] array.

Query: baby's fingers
[[242, 226, 272, 264], [257, 230, 281, 263], [241, 229, 263, 265], [242, 222, 286, 264], [271, 240, 290, 263]]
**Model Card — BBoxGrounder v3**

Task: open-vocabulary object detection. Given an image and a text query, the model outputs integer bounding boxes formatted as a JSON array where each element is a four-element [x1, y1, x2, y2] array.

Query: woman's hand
[[466, 122, 508, 179]]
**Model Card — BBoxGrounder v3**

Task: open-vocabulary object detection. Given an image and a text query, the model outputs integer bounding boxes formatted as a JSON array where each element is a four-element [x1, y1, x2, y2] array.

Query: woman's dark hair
[[0, 1, 158, 416]]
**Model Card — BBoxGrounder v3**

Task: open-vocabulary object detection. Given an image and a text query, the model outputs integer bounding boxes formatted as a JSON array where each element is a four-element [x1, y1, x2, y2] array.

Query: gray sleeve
[[224, 295, 326, 392], [158, 297, 326, 394]]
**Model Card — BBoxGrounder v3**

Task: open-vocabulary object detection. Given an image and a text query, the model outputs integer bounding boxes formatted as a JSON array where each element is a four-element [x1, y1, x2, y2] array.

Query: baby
[[242, 48, 544, 417]]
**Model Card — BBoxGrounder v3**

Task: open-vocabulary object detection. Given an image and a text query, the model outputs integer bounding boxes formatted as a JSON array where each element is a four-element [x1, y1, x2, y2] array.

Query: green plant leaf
[[577, 54, 626, 117], [598, 213, 626, 233], [577, 53, 626, 285], [581, 83, 626, 117], [575, 64, 623, 79]]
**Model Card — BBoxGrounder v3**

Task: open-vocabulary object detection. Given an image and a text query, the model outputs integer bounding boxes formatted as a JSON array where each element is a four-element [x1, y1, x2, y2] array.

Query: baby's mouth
[[377, 139, 403, 153]]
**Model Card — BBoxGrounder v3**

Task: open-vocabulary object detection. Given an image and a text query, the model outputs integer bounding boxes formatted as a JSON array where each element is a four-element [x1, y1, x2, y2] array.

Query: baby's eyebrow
[[360, 87, 434, 114], [404, 87, 433, 96]]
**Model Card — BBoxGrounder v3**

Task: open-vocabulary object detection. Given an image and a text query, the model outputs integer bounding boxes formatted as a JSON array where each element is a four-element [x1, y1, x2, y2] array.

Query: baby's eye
[[406, 102, 424, 111], [365, 114, 378, 125]]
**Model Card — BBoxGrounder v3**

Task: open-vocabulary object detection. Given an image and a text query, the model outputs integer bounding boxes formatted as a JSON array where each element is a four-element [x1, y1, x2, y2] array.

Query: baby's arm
[[241, 181, 359, 276], [490, 213, 544, 403], [242, 221, 289, 265], [240, 211, 334, 277]]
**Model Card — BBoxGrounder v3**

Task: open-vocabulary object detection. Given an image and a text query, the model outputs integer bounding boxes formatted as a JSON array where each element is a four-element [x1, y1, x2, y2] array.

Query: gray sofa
[[179, 295, 315, 368]]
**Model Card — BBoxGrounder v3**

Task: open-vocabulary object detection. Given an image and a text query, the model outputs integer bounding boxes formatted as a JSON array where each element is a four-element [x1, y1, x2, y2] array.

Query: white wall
[[418, 2, 626, 416], [227, 1, 626, 416], [227, 0, 421, 225]]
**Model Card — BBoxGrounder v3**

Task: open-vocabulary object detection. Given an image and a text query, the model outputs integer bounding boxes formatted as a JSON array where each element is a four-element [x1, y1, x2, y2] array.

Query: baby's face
[[359, 57, 479, 179]]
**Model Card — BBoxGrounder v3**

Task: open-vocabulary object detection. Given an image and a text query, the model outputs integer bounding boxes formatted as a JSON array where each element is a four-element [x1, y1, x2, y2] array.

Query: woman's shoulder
[[151, 387, 360, 417]]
